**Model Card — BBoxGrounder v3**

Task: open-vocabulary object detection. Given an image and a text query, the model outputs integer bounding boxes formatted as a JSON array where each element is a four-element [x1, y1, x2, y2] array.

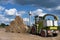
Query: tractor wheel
[[41, 30, 47, 37], [53, 33, 58, 37], [31, 27, 35, 34]]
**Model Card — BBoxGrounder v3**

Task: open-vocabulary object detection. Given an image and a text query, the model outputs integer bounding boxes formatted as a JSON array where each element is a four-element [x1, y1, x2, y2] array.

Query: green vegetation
[[0, 23, 9, 28]]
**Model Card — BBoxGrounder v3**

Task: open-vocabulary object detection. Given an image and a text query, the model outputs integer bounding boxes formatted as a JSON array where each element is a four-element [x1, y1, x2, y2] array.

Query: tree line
[[0, 23, 9, 28]]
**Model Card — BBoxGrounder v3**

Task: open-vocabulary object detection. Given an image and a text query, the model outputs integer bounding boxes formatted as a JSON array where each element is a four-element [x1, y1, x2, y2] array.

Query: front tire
[[53, 33, 58, 37], [40, 30, 47, 37]]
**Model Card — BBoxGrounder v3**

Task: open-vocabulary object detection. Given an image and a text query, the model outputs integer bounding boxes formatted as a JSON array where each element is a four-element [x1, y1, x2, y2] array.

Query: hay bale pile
[[5, 16, 28, 33]]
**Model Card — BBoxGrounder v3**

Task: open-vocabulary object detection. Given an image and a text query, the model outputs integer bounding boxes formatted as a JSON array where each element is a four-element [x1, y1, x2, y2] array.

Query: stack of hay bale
[[5, 16, 28, 33]]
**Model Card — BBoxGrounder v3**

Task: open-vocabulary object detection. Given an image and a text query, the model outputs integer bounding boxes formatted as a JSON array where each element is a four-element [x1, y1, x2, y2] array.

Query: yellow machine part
[[50, 27, 57, 30]]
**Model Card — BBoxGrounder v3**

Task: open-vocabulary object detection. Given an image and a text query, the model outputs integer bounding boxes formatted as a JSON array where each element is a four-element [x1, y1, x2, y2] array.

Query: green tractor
[[30, 14, 59, 37]]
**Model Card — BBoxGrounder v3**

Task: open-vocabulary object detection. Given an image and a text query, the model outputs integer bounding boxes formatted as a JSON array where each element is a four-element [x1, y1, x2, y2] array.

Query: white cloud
[[31, 9, 46, 17], [0, 14, 4, 19], [47, 8, 52, 11], [8, 0, 14, 4], [0, 0, 14, 5], [47, 6, 60, 11], [32, 9, 43, 14], [23, 18, 29, 22], [0, 15, 15, 25], [5, 8, 17, 15], [5, 8, 26, 16], [0, 15, 5, 23], [23, 18, 34, 26], [16, 11, 25, 16], [38, 13, 46, 17], [4, 18, 10, 22], [0, 14, 11, 24], [0, 6, 5, 11], [10, 19, 15, 21], [3, 18, 15, 24], [0, 14, 7, 23], [55, 6, 60, 10], [23, 18, 29, 25]]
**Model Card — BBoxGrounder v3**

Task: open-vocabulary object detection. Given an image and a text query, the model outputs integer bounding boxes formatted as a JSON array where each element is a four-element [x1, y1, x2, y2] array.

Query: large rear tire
[[30, 27, 36, 34]]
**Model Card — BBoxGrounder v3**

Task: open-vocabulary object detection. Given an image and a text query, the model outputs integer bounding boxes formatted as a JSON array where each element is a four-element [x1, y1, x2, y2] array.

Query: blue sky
[[0, 0, 60, 25]]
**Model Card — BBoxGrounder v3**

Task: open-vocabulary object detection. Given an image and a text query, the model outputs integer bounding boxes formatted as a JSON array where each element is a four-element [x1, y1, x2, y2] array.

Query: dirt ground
[[0, 28, 60, 40]]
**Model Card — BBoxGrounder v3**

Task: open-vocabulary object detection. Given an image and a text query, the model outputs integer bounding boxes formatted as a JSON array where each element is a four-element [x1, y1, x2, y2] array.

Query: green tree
[[1, 23, 5, 27]]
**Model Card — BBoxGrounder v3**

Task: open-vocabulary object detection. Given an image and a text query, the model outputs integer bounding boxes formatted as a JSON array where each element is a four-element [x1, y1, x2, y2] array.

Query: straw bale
[[5, 16, 28, 33]]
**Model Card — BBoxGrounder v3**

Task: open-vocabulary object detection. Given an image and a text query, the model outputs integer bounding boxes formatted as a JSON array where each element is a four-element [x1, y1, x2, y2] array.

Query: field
[[0, 28, 60, 40]]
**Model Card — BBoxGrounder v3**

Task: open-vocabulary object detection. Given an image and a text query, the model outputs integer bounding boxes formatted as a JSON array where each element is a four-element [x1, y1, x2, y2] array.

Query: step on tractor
[[30, 14, 59, 37]]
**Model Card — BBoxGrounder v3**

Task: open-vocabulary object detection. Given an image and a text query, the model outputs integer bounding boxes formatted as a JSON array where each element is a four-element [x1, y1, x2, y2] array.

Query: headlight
[[48, 30, 51, 33], [56, 30, 59, 33]]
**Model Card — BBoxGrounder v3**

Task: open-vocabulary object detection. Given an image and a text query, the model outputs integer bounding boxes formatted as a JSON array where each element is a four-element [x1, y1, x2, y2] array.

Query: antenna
[[29, 11, 32, 27]]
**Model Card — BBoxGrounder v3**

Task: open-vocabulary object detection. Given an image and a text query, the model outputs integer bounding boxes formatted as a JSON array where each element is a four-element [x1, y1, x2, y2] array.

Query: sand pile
[[5, 16, 28, 33]]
